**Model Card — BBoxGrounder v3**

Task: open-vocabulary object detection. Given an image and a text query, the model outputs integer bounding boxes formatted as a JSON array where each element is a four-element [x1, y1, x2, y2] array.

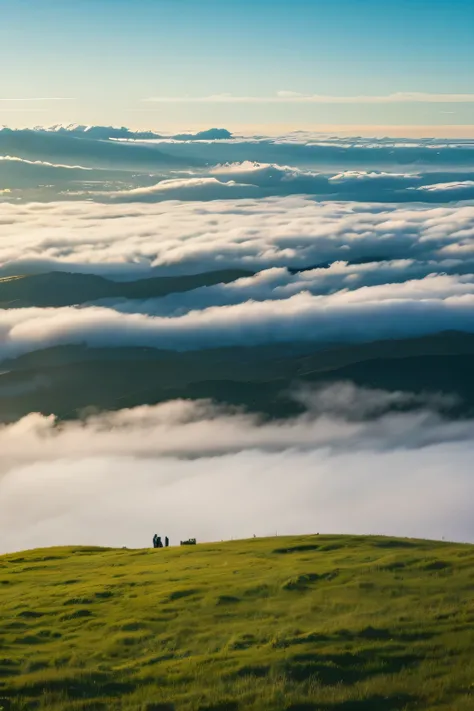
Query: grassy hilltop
[[0, 535, 473, 711]]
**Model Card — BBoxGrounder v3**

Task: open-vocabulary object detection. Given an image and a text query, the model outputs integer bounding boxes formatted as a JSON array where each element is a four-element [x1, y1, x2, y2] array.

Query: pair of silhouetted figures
[[152, 534, 169, 549]]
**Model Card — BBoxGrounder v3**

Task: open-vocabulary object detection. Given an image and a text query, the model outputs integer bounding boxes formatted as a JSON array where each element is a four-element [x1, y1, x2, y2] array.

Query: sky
[[1, 0, 474, 131]]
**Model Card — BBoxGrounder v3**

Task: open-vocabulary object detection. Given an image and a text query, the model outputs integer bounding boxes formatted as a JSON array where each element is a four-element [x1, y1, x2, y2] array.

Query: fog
[[0, 387, 472, 554]]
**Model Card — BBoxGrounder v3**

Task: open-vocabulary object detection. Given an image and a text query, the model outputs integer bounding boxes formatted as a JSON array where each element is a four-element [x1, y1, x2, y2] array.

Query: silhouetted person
[[152, 534, 158, 549], [165, 536, 169, 548], [157, 536, 163, 548]]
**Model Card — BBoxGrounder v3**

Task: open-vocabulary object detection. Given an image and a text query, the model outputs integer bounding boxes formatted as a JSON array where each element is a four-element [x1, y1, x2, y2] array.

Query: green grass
[[0, 535, 473, 711]]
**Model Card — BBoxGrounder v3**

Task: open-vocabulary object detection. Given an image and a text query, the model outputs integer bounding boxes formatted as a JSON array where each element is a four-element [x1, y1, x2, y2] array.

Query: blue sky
[[1, 0, 474, 131]]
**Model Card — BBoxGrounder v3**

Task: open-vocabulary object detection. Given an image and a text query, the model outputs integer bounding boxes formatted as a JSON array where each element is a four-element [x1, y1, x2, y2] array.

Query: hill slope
[[0, 535, 473, 711], [0, 269, 253, 308], [2, 332, 474, 422]]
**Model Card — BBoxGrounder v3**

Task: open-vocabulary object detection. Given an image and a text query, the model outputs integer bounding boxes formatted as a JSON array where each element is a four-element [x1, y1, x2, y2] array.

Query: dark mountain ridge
[[0, 269, 253, 308]]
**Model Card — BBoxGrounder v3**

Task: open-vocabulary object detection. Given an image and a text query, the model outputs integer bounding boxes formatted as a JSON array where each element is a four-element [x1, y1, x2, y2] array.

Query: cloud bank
[[3, 274, 474, 359], [0, 389, 473, 554], [1, 199, 474, 279], [92, 266, 474, 317], [0, 128, 201, 170], [2, 127, 474, 188], [1, 198, 474, 358], [107, 163, 474, 204]]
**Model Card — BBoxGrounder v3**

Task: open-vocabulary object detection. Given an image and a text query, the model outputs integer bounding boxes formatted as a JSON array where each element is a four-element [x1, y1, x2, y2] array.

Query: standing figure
[[165, 536, 169, 548], [156, 536, 163, 548], [152, 534, 158, 549]]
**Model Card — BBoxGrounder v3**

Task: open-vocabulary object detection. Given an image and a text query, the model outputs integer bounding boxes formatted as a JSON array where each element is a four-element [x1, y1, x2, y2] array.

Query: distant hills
[[0, 269, 253, 308], [35, 125, 233, 141], [1, 331, 474, 422], [0, 129, 203, 169]]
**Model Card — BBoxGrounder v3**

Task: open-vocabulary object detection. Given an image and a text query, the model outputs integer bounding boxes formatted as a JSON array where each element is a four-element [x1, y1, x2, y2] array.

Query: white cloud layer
[[2, 128, 474, 184], [0, 391, 473, 554], [105, 164, 474, 204], [91, 265, 474, 317], [1, 198, 474, 356], [1, 198, 473, 279], [5, 160, 474, 204], [3, 273, 474, 359]]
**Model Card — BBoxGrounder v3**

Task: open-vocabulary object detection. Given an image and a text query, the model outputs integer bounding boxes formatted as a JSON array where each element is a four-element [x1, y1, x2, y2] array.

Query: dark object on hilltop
[[180, 538, 196, 546], [152, 534, 164, 549], [153, 534, 169, 549]]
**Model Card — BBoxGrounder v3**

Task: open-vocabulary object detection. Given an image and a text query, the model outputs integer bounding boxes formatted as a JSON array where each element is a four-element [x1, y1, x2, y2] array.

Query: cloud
[[292, 381, 458, 419], [0, 155, 92, 170], [0, 390, 473, 553], [0, 129, 202, 170], [416, 180, 474, 192], [4, 156, 474, 203], [111, 176, 260, 202], [3, 128, 474, 182], [92, 265, 474, 317], [144, 92, 474, 104], [106, 163, 474, 204], [0, 199, 473, 280], [118, 135, 474, 172], [0, 155, 161, 193], [3, 274, 474, 359]]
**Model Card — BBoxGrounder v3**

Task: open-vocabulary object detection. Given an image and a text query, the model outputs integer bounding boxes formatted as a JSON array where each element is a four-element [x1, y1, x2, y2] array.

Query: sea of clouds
[[1, 198, 474, 357], [2, 125, 474, 202], [0, 126, 473, 551]]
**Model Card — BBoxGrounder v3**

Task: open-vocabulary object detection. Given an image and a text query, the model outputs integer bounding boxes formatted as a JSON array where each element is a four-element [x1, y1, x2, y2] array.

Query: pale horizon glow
[[125, 123, 474, 138], [3, 122, 474, 139], [144, 92, 474, 104], [0, 98, 75, 102]]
